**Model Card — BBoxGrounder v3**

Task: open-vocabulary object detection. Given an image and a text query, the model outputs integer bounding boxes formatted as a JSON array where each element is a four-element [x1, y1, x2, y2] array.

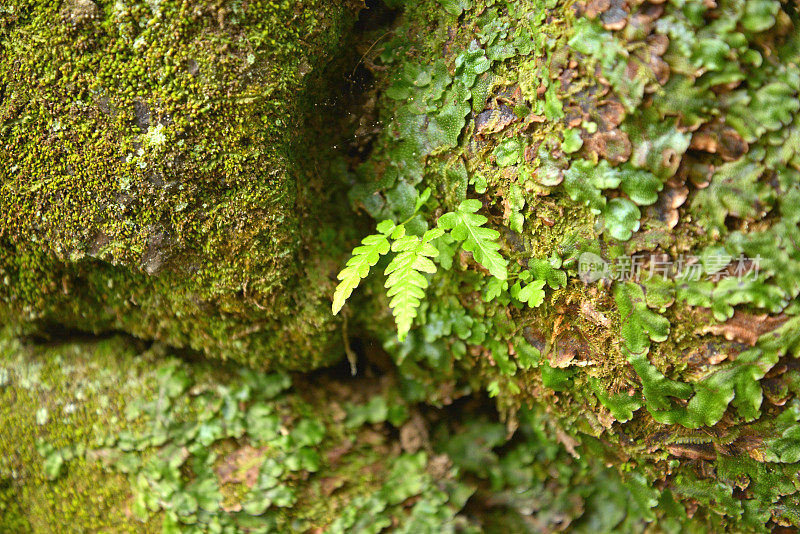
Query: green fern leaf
[[332, 221, 398, 315], [517, 279, 546, 307], [384, 228, 444, 340], [437, 199, 508, 279]]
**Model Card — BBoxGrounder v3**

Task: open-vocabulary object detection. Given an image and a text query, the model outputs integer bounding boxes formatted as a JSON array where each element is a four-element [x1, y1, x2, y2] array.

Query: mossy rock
[[0, 0, 360, 369], [0, 333, 477, 532], [339, 0, 800, 529], [0, 331, 726, 533], [4, 0, 800, 531]]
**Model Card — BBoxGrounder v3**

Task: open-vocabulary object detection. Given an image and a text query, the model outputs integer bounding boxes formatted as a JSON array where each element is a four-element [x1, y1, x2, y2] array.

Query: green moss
[[0, 334, 162, 532], [0, 332, 479, 532], [0, 0, 360, 369], [4, 0, 800, 530], [343, 0, 800, 529]]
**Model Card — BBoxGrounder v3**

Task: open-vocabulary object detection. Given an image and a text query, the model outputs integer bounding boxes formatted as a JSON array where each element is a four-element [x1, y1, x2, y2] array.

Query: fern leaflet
[[437, 199, 508, 280], [384, 228, 444, 340], [332, 220, 397, 315]]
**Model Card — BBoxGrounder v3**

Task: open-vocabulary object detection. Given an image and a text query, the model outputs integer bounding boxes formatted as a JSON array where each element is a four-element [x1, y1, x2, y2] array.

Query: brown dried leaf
[[549, 336, 588, 368], [556, 427, 580, 458], [475, 104, 518, 136], [666, 443, 717, 461], [580, 300, 611, 328], [701, 311, 789, 347]]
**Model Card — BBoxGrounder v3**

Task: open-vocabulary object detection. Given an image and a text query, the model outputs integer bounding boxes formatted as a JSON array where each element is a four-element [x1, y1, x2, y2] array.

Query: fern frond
[[437, 199, 508, 280], [516, 279, 546, 307], [332, 221, 398, 315], [384, 228, 444, 340]]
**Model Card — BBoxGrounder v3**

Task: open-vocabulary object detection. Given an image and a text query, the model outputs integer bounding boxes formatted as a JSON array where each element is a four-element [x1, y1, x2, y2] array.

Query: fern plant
[[332, 197, 510, 340], [437, 199, 508, 279]]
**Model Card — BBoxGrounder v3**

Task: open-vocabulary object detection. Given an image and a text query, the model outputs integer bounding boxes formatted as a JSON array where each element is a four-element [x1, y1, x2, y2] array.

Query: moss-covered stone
[[339, 0, 800, 529], [0, 333, 478, 532], [6, 329, 726, 533], [4, 0, 800, 531], [0, 0, 359, 369]]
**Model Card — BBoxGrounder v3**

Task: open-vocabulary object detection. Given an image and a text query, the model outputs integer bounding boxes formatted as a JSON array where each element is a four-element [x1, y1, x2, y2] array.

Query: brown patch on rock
[[687, 161, 714, 189], [630, 3, 665, 33], [564, 106, 584, 129], [693, 342, 732, 366], [216, 445, 267, 488], [601, 0, 628, 30], [649, 56, 671, 86], [427, 454, 452, 479], [691, 125, 748, 161], [701, 311, 789, 347], [61, 0, 99, 24], [400, 413, 429, 453], [584, 0, 611, 18], [319, 476, 346, 497], [326, 440, 354, 466], [691, 131, 719, 153], [596, 100, 626, 130], [646, 177, 688, 228], [647, 34, 670, 56], [523, 144, 537, 164], [583, 128, 632, 164], [762, 378, 790, 406], [718, 127, 749, 161], [559, 68, 580, 92]]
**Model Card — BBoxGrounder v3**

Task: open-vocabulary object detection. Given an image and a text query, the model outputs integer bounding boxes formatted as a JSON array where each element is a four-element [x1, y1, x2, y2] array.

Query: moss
[[0, 0, 360, 369], [342, 0, 800, 529], [0, 332, 478, 532], [0, 334, 162, 532]]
